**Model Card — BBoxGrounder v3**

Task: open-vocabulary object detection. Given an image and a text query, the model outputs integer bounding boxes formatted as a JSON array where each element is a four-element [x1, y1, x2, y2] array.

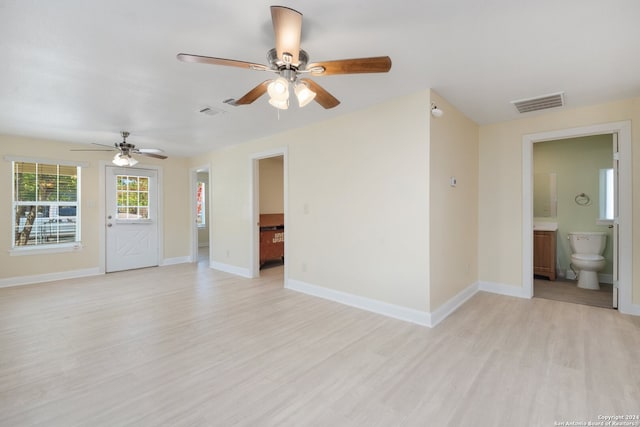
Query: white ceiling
[[1, 0, 639, 157]]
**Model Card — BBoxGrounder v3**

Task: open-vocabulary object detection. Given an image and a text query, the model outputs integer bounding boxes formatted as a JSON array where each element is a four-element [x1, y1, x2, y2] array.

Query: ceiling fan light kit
[[177, 5, 391, 111], [113, 152, 138, 167]]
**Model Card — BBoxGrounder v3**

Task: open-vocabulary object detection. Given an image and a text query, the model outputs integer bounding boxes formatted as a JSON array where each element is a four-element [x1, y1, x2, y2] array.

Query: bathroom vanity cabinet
[[534, 230, 556, 280], [259, 213, 284, 268]]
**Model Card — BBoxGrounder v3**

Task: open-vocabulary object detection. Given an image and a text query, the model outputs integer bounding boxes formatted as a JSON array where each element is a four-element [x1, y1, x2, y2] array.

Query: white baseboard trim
[[429, 282, 480, 327], [161, 256, 191, 266], [0, 267, 102, 289], [286, 279, 432, 327], [479, 281, 531, 299], [210, 261, 252, 278]]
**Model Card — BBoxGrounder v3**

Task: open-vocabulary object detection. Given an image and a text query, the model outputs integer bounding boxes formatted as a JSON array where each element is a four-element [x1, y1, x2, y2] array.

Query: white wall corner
[[429, 281, 480, 327], [0, 267, 102, 289], [479, 281, 531, 299], [286, 279, 432, 327], [210, 261, 253, 278], [161, 256, 191, 266]]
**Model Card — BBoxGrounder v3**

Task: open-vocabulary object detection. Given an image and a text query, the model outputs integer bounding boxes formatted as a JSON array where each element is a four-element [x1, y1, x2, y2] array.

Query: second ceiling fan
[[177, 5, 392, 110]]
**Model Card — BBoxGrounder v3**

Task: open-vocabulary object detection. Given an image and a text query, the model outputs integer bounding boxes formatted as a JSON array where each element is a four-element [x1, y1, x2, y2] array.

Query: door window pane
[[115, 175, 150, 220]]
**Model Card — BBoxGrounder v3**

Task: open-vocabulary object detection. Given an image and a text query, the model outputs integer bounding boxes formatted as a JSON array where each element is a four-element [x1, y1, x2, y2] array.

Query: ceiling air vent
[[199, 106, 226, 116], [511, 92, 565, 113]]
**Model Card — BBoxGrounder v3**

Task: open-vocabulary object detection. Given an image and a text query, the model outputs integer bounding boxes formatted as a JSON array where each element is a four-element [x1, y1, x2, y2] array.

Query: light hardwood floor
[[1, 262, 639, 426]]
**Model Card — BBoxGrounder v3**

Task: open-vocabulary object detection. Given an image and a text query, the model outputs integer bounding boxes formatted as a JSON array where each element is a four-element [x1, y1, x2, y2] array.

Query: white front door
[[106, 166, 159, 272]]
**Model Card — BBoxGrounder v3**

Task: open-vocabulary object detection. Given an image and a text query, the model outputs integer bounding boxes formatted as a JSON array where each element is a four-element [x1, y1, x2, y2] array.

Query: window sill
[[596, 219, 614, 226], [10, 243, 84, 256]]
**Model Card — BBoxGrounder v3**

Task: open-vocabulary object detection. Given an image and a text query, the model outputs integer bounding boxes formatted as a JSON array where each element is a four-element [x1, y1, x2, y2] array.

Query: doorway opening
[[531, 134, 614, 308], [250, 148, 288, 283], [190, 165, 210, 266], [522, 121, 632, 313]]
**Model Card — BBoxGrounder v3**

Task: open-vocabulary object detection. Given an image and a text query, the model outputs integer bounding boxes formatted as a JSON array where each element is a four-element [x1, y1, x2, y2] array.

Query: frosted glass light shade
[[294, 82, 316, 107], [113, 153, 138, 166], [268, 97, 289, 110], [268, 77, 289, 101]]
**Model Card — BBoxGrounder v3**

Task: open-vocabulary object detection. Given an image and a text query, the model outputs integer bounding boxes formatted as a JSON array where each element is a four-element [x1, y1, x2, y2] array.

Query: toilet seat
[[571, 254, 604, 262]]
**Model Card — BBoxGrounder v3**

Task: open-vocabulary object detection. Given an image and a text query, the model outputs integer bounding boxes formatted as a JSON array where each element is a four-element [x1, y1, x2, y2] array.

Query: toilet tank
[[568, 232, 606, 255]]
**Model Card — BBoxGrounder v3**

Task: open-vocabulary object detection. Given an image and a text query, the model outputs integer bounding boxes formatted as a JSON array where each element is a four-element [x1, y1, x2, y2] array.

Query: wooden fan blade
[[307, 56, 392, 76], [233, 80, 272, 105], [271, 6, 302, 66], [177, 53, 269, 71], [299, 79, 340, 109], [134, 151, 168, 160]]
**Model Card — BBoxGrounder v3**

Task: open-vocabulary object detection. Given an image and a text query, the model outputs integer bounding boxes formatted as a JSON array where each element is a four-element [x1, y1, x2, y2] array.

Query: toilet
[[568, 232, 606, 290]]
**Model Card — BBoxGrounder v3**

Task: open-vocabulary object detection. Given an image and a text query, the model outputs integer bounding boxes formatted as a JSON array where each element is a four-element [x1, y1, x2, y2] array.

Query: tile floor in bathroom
[[533, 276, 613, 308]]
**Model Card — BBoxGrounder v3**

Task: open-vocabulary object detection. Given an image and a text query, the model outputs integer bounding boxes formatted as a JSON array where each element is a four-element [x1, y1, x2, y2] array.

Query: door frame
[[521, 121, 632, 313], [249, 147, 288, 281], [98, 161, 164, 273], [190, 164, 211, 264]]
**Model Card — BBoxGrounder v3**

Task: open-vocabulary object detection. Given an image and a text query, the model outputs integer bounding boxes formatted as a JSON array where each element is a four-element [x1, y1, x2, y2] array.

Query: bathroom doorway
[[522, 121, 632, 313], [249, 147, 288, 284], [190, 165, 210, 266], [532, 135, 614, 308]]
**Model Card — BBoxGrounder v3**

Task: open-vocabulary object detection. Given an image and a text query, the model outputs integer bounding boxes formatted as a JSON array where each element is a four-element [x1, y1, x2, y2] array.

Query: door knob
[[107, 223, 113, 227]]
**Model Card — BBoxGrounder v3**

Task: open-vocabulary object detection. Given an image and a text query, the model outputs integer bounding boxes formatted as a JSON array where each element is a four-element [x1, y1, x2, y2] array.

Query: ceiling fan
[[71, 131, 168, 166], [177, 5, 392, 110]]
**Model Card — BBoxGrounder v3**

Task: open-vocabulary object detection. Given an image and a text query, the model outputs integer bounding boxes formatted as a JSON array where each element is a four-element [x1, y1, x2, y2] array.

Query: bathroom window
[[598, 168, 614, 223]]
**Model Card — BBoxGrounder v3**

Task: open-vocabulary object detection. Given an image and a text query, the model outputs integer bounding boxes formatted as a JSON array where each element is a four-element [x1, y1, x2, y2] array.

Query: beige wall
[[194, 91, 431, 311], [479, 97, 640, 305], [0, 134, 190, 280], [259, 156, 284, 214], [429, 91, 479, 310]]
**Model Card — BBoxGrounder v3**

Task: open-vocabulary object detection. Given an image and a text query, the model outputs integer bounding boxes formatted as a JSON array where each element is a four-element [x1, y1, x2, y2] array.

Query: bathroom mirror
[[534, 172, 557, 218]]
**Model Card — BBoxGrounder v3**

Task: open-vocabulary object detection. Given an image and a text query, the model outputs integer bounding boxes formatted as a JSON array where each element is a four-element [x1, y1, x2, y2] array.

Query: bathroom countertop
[[533, 222, 558, 231]]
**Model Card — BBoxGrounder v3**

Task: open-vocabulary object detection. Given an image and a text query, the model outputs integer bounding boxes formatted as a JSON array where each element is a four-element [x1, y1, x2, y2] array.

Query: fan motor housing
[[267, 48, 309, 71]]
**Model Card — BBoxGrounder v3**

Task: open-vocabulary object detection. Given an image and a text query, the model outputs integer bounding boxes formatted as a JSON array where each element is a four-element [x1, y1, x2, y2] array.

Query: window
[[116, 175, 149, 220], [12, 161, 80, 249], [196, 181, 206, 227], [599, 168, 614, 222]]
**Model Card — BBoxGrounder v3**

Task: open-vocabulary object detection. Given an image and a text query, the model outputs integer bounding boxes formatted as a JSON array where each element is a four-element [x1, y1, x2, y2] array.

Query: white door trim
[[190, 164, 211, 264], [99, 162, 164, 272], [249, 147, 288, 282], [522, 121, 633, 314]]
